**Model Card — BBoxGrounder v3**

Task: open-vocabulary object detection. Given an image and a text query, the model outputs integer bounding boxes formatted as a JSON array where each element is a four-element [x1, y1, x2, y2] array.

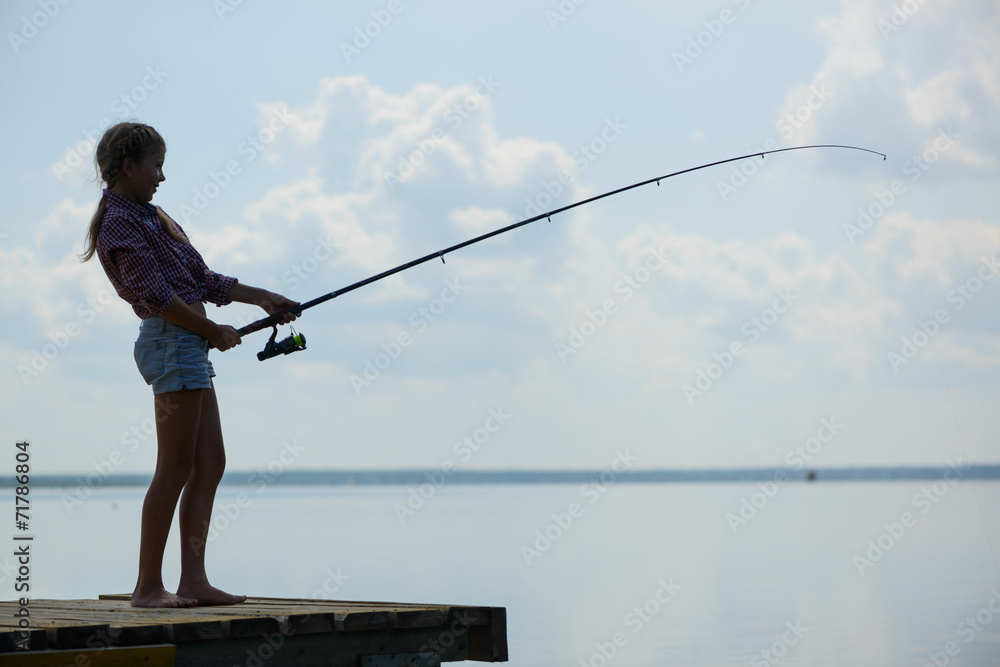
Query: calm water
[[21, 480, 1000, 665]]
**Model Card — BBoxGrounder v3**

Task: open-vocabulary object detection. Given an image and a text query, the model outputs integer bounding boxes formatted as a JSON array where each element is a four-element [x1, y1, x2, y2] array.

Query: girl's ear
[[121, 156, 136, 179]]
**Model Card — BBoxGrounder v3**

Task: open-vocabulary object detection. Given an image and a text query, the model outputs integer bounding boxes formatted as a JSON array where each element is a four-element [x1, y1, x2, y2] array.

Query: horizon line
[[6, 463, 996, 488]]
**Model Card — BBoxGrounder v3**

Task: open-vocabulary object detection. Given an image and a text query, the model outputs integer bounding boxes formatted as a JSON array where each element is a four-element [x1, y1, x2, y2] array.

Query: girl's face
[[123, 148, 166, 203]]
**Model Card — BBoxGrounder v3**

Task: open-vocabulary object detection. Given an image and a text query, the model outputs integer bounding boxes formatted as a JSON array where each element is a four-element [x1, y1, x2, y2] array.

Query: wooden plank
[[5, 602, 297, 628], [226, 614, 281, 639], [465, 607, 507, 662], [446, 607, 491, 627], [116, 623, 168, 648], [101, 593, 458, 611], [0, 643, 175, 666], [281, 612, 337, 636], [360, 652, 441, 667], [228, 596, 461, 611], [41, 618, 161, 650], [164, 619, 225, 643], [101, 595, 451, 616], [333, 610, 390, 632], [0, 619, 165, 649], [172, 625, 468, 667], [51, 623, 112, 650], [389, 608, 448, 629]]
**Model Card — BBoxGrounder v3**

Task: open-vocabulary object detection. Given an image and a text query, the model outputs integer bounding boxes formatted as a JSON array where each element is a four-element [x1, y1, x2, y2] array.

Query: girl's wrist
[[252, 289, 275, 307]]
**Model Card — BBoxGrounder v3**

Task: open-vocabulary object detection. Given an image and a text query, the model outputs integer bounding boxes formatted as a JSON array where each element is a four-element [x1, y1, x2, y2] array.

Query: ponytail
[[79, 192, 107, 262]]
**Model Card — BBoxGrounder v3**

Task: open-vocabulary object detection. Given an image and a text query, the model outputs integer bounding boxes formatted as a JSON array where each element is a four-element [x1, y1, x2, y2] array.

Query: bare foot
[[132, 587, 198, 608], [176, 581, 247, 606]]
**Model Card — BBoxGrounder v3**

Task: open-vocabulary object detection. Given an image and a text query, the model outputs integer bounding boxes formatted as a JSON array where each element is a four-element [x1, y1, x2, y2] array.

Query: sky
[[0, 0, 998, 476]]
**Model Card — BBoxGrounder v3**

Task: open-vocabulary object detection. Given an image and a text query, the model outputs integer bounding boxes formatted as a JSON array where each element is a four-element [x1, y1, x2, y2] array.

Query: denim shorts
[[134, 317, 215, 395]]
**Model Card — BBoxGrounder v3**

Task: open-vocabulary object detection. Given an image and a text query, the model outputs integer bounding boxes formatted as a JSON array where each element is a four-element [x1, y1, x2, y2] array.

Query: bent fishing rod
[[244, 144, 885, 361]]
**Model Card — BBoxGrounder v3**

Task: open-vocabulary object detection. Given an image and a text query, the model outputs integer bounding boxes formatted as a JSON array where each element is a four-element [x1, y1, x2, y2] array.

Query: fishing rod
[[246, 144, 886, 361]]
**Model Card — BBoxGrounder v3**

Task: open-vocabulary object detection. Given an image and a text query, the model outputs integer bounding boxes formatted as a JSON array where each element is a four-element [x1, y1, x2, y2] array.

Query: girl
[[81, 122, 298, 608]]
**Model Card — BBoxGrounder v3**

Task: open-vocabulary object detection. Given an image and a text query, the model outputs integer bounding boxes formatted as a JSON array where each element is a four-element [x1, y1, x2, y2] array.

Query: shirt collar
[[104, 189, 160, 229], [104, 188, 158, 216]]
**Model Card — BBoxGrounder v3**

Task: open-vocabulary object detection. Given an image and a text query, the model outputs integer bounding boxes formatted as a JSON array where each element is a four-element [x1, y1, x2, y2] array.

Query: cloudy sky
[[1, 0, 997, 476]]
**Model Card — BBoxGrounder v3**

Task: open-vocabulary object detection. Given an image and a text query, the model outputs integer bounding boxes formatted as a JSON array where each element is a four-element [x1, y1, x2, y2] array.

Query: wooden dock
[[0, 595, 507, 666]]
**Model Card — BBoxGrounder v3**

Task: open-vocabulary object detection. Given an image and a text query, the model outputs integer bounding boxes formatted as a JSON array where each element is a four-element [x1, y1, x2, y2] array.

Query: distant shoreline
[[5, 464, 998, 488]]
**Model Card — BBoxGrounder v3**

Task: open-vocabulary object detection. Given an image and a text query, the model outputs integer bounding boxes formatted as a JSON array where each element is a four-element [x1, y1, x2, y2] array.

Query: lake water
[[22, 480, 1000, 666]]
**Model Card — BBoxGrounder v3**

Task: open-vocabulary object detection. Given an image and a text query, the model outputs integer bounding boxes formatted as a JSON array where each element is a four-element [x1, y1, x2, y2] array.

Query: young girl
[[81, 122, 298, 608]]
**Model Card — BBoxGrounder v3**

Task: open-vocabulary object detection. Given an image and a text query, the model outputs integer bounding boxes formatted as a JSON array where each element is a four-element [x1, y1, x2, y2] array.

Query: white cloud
[[778, 0, 1000, 172], [36, 198, 94, 259], [905, 68, 971, 126], [448, 206, 512, 236]]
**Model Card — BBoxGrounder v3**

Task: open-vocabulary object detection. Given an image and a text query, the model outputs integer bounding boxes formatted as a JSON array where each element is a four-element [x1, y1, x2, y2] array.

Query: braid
[[102, 123, 155, 188]]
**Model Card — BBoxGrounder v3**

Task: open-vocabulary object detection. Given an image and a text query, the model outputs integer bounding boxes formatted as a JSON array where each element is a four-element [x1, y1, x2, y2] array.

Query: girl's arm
[[225, 284, 300, 323], [159, 296, 241, 351]]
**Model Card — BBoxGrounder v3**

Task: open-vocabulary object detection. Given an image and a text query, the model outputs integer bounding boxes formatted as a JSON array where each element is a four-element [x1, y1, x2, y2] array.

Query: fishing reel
[[257, 326, 307, 361]]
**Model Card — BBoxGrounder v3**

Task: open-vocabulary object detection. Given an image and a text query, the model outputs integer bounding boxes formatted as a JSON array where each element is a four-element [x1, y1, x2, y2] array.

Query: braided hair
[[80, 122, 188, 262]]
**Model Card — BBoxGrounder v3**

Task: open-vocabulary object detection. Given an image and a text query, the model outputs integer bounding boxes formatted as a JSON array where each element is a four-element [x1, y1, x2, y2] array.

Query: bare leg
[[132, 390, 202, 608], [176, 382, 247, 605]]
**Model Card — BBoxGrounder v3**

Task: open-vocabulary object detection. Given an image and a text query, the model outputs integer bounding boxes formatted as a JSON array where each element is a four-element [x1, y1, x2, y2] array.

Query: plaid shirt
[[96, 189, 237, 319]]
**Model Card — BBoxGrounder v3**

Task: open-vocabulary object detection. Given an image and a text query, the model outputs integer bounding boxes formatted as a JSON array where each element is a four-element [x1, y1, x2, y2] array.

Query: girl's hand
[[209, 324, 242, 351], [258, 292, 300, 324]]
